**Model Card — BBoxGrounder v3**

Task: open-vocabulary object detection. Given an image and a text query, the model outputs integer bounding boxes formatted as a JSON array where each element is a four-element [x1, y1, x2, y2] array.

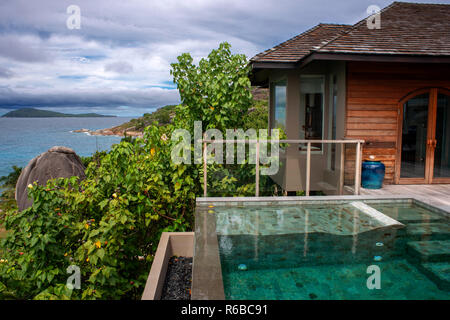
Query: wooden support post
[[203, 140, 207, 197], [306, 142, 311, 196], [255, 141, 260, 197], [339, 143, 345, 195], [354, 142, 361, 195], [359, 143, 363, 191]]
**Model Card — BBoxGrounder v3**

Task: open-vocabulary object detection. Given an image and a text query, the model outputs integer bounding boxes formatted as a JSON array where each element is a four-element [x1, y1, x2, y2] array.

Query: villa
[[250, 2, 450, 194]]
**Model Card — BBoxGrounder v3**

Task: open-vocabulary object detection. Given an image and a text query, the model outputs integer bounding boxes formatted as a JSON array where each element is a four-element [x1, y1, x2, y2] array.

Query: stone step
[[369, 204, 444, 224], [418, 262, 450, 291], [406, 222, 450, 238], [407, 240, 450, 262]]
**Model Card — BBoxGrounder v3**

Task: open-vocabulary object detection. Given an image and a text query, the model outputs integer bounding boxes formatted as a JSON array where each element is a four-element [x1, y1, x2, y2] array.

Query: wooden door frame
[[395, 87, 450, 184], [431, 88, 450, 184]]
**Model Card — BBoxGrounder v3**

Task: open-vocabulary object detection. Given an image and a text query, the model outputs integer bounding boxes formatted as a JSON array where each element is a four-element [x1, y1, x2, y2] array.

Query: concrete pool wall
[[142, 232, 194, 300]]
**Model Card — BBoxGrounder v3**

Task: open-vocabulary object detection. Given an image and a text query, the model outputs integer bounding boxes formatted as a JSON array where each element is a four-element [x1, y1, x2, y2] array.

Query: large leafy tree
[[171, 43, 280, 197], [171, 42, 253, 132]]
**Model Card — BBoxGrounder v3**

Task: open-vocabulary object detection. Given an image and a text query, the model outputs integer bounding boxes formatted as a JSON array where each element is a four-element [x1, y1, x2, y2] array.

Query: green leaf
[[90, 254, 98, 265], [99, 199, 109, 210], [97, 248, 105, 260]]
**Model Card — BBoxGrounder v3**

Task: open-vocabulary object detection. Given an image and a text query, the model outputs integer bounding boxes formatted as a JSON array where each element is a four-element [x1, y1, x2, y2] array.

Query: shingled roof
[[251, 24, 351, 63], [251, 2, 450, 64]]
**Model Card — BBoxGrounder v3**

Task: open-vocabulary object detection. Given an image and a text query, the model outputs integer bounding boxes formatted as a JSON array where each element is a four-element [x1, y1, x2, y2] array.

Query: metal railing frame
[[202, 139, 364, 197]]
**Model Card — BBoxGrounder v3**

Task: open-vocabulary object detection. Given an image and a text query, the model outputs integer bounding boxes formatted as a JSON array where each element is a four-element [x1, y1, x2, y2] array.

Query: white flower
[[161, 134, 168, 141], [27, 184, 33, 189]]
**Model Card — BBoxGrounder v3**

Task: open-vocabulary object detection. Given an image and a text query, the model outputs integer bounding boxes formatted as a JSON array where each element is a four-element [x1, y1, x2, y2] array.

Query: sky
[[0, 0, 446, 117]]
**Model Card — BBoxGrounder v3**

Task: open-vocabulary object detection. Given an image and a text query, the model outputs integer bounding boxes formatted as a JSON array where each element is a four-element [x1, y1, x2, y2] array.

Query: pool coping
[[192, 195, 450, 300], [197, 195, 450, 216], [192, 209, 226, 300]]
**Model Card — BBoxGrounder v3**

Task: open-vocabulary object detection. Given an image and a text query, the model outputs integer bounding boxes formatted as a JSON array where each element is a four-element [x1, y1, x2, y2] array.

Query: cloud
[[0, 0, 435, 116], [0, 34, 50, 63], [58, 75, 89, 80], [0, 87, 180, 110], [104, 61, 133, 74], [0, 66, 14, 78]]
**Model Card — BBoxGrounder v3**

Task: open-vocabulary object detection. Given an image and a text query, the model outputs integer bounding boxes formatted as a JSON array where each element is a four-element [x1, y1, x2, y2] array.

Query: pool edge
[[192, 208, 226, 300]]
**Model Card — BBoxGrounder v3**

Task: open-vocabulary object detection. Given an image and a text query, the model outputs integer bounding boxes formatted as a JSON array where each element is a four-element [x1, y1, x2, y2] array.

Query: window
[[271, 80, 286, 130], [299, 76, 324, 150]]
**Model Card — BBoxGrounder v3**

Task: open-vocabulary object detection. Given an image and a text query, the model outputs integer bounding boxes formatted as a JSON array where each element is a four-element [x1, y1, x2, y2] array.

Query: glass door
[[431, 91, 450, 182], [398, 92, 430, 183], [397, 88, 450, 184]]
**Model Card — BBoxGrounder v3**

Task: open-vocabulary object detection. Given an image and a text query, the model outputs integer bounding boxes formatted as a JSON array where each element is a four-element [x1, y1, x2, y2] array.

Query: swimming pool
[[193, 197, 450, 300]]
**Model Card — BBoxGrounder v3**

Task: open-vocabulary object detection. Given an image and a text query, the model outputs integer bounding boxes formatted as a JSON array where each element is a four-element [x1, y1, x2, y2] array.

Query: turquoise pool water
[[215, 201, 450, 300]]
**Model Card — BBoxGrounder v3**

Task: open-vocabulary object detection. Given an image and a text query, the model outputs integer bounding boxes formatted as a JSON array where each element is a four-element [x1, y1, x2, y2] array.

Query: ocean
[[0, 117, 133, 178]]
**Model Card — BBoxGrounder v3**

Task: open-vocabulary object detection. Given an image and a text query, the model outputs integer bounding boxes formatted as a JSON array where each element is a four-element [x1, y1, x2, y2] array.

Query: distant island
[[1, 108, 116, 118]]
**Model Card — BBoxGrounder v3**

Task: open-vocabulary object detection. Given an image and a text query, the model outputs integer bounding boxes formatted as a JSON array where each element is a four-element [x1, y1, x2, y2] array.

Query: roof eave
[[299, 52, 450, 67], [250, 61, 297, 69], [250, 52, 450, 86], [251, 52, 450, 72]]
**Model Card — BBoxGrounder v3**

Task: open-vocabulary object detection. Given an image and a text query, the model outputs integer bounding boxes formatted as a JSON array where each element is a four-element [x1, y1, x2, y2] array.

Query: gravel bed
[[160, 256, 192, 300]]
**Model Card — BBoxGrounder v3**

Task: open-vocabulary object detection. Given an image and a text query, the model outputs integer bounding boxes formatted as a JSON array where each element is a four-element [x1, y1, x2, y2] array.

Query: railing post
[[255, 141, 260, 197], [339, 143, 345, 195], [203, 139, 207, 197], [354, 141, 361, 195], [306, 142, 311, 196]]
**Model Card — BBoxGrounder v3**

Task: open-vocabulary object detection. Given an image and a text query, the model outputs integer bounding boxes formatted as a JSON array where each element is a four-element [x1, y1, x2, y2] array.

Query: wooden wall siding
[[344, 61, 450, 185]]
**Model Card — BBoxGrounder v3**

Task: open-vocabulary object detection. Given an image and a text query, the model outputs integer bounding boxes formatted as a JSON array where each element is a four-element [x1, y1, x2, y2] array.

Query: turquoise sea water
[[0, 117, 133, 178], [216, 201, 450, 300]]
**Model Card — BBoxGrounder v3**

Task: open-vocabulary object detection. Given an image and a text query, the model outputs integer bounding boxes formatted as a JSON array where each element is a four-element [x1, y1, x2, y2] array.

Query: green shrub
[[0, 125, 199, 299], [242, 100, 268, 131], [80, 151, 107, 169], [0, 166, 21, 214]]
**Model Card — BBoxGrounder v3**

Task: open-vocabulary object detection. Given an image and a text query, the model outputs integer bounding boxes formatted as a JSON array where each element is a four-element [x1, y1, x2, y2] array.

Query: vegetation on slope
[[108, 105, 177, 134]]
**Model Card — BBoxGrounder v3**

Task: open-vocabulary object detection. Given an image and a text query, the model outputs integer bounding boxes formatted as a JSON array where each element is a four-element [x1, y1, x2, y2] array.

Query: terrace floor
[[345, 184, 450, 212]]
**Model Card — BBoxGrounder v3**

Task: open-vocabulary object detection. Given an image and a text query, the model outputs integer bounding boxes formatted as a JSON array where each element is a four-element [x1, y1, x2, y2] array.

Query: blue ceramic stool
[[361, 160, 385, 189]]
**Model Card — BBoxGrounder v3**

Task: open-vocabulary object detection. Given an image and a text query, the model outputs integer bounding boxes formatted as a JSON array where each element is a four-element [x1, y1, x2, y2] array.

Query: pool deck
[[345, 184, 450, 213]]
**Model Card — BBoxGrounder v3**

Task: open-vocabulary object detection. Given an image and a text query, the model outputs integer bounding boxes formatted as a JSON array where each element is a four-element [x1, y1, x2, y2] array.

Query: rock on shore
[[73, 127, 143, 137]]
